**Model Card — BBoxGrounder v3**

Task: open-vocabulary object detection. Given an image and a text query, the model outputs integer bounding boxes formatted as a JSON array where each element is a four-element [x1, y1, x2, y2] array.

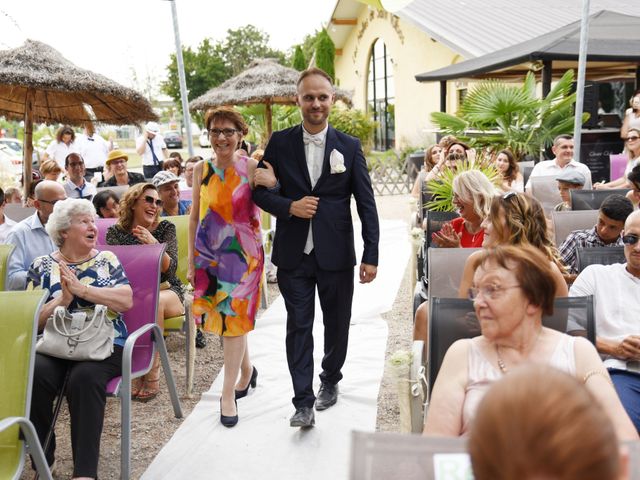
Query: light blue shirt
[[5, 213, 55, 290]]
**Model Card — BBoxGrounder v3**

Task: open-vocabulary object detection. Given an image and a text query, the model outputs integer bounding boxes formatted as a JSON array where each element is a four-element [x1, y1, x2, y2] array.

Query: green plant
[[238, 104, 301, 147], [426, 159, 502, 212], [328, 107, 375, 152], [315, 29, 335, 81], [430, 69, 588, 159], [292, 45, 306, 71]]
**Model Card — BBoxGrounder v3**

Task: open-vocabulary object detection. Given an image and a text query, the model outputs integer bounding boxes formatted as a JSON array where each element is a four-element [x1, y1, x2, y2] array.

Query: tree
[[292, 45, 306, 71], [315, 29, 335, 81], [430, 69, 588, 159], [161, 38, 229, 123], [222, 25, 286, 76]]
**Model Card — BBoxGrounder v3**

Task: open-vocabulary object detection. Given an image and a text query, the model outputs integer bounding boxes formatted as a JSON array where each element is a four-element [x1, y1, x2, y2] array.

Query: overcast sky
[[0, 0, 336, 93]]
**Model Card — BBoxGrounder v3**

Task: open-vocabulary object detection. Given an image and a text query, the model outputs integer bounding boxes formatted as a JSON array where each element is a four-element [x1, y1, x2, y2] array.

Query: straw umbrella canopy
[[0, 39, 158, 194], [189, 58, 352, 141]]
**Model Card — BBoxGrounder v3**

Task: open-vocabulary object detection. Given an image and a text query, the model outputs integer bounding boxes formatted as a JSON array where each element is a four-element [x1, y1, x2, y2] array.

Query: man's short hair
[[600, 194, 634, 222], [553, 134, 573, 146], [0, 187, 4, 205], [65, 152, 83, 168], [297, 67, 334, 88], [628, 164, 640, 188]]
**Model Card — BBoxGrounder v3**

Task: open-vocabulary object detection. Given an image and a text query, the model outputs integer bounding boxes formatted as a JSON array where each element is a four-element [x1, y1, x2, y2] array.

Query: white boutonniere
[[330, 149, 346, 174]]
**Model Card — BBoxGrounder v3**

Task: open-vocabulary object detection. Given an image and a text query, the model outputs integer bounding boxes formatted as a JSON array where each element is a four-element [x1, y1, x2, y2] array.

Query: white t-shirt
[[77, 133, 110, 169], [525, 158, 593, 191], [569, 263, 640, 372], [45, 140, 80, 168], [0, 215, 16, 243], [136, 134, 167, 167]]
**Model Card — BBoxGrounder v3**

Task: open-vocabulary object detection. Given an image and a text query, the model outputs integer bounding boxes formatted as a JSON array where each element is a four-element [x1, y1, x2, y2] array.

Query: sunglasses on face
[[502, 191, 517, 201], [626, 136, 640, 142], [142, 195, 163, 208], [622, 234, 640, 246]]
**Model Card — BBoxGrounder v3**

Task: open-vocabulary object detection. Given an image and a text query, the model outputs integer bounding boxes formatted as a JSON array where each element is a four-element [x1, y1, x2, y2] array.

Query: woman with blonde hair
[[431, 170, 497, 248], [596, 127, 640, 190], [39, 159, 63, 182], [470, 365, 630, 480], [423, 245, 636, 440], [106, 182, 185, 401]]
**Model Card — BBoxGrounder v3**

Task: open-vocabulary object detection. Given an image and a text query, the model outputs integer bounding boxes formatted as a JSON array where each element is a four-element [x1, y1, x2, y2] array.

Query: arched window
[[367, 39, 395, 151]]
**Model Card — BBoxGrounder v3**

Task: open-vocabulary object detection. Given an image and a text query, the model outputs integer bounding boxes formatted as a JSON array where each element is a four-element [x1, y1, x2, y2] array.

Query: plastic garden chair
[[95, 217, 117, 246], [162, 215, 196, 396], [0, 243, 15, 290], [99, 243, 183, 480], [570, 188, 632, 211], [551, 209, 598, 247], [0, 290, 51, 480]]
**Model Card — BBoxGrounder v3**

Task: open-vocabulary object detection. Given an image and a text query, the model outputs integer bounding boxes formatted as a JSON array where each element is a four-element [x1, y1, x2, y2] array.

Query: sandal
[[131, 377, 144, 399], [135, 353, 161, 403]]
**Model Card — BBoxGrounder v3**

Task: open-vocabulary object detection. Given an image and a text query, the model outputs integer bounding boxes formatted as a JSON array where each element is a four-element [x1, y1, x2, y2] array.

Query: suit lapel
[[290, 125, 312, 189], [313, 126, 336, 192]]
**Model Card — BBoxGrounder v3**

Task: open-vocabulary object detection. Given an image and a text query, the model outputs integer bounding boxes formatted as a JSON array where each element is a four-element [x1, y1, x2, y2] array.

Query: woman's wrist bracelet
[[84, 284, 90, 297]]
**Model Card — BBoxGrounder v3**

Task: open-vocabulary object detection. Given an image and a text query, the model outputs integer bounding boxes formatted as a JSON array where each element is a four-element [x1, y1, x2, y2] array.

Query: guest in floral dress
[[188, 107, 276, 427]]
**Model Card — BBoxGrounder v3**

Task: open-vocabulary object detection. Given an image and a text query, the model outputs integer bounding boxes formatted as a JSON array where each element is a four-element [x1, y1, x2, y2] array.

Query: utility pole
[[572, 0, 591, 163], [168, 0, 194, 156]]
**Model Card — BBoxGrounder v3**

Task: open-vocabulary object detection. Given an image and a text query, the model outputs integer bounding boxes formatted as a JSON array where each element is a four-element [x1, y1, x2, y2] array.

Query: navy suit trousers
[[277, 251, 354, 409]]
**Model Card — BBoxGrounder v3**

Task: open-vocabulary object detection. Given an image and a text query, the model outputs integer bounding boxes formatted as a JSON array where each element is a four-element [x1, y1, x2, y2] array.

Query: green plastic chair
[[0, 244, 15, 290], [0, 290, 51, 480], [162, 215, 196, 396]]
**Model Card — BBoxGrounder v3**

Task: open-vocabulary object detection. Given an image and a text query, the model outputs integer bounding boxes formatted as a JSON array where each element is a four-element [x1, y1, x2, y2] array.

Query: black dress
[[105, 220, 184, 303]]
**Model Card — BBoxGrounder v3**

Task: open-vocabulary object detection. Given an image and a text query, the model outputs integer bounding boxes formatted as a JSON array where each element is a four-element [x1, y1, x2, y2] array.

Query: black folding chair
[[576, 246, 626, 272], [570, 189, 631, 210]]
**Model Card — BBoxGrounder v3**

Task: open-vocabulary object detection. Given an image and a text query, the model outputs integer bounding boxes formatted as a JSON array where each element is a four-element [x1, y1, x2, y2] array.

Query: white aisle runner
[[142, 220, 409, 479]]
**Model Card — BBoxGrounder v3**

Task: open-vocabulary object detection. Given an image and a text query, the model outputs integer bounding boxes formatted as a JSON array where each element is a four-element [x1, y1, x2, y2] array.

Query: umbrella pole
[[265, 100, 272, 146], [23, 88, 35, 201]]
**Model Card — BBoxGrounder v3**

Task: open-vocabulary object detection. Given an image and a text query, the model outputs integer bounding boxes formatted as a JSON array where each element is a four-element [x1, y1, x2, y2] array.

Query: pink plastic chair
[[99, 243, 183, 479], [95, 217, 117, 246], [610, 153, 629, 182]]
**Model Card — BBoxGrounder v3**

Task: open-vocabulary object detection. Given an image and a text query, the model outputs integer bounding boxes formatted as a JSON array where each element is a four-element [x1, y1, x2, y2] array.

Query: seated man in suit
[[5, 180, 65, 289], [559, 194, 633, 280], [253, 67, 380, 428], [570, 209, 640, 432]]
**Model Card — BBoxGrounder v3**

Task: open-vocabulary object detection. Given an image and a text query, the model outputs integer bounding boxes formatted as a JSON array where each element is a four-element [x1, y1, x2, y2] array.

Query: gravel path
[[23, 194, 414, 480]]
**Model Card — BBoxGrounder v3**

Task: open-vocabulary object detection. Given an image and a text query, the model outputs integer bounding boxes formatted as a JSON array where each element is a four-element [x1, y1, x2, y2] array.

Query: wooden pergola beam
[[331, 18, 357, 25]]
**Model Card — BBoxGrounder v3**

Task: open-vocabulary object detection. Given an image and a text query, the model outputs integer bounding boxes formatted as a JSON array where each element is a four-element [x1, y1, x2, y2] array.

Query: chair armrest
[[0, 417, 52, 480], [410, 340, 428, 434]]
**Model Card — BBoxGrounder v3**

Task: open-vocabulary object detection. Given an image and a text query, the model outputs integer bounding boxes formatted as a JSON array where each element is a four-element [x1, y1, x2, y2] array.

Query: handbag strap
[[52, 305, 109, 342]]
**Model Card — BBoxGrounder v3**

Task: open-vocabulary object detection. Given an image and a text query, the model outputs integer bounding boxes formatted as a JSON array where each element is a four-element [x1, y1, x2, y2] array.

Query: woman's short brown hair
[[204, 107, 249, 136], [476, 244, 556, 316], [470, 364, 621, 480], [39, 159, 62, 177], [116, 183, 158, 231], [163, 158, 183, 175], [55, 125, 75, 143]]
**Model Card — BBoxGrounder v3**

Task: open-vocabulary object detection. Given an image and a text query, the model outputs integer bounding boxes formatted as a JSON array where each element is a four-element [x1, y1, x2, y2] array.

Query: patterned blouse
[[105, 220, 184, 303], [27, 250, 130, 347]]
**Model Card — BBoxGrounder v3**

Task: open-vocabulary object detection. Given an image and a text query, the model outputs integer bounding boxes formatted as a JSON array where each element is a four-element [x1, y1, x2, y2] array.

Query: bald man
[[570, 210, 640, 432], [6, 180, 66, 289]]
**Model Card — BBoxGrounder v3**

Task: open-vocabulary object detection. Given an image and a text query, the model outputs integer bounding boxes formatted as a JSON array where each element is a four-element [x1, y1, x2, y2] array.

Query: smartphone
[[93, 171, 103, 183]]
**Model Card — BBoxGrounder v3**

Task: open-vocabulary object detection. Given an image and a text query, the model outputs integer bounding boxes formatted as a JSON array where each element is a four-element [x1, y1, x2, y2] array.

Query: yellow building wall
[[334, 7, 463, 150]]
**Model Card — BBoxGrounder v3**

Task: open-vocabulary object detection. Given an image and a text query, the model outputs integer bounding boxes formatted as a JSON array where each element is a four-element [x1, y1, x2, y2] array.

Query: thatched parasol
[[0, 39, 158, 194], [189, 58, 352, 141]]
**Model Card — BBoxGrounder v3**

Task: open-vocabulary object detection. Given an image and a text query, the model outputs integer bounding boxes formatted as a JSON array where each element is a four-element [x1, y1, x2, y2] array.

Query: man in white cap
[[136, 121, 168, 179], [151, 170, 191, 216]]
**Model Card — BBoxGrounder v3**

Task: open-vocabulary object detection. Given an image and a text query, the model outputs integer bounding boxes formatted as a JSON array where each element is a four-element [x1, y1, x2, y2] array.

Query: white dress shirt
[[525, 158, 593, 191], [302, 124, 327, 254], [45, 140, 80, 168], [77, 133, 110, 169], [136, 134, 167, 167], [0, 215, 16, 243]]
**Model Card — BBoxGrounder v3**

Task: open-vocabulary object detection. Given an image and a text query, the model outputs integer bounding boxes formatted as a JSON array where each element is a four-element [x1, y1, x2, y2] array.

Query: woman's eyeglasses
[[142, 195, 163, 208], [468, 284, 521, 301], [626, 136, 640, 142], [208, 128, 239, 138], [622, 234, 640, 246]]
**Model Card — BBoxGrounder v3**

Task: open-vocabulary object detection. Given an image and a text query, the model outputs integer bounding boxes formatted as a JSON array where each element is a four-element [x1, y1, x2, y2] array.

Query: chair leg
[[184, 300, 195, 397], [0, 417, 52, 480], [152, 325, 183, 419], [120, 345, 133, 480]]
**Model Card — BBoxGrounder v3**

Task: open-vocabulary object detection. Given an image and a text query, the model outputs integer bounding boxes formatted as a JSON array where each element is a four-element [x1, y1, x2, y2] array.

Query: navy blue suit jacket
[[252, 124, 379, 272]]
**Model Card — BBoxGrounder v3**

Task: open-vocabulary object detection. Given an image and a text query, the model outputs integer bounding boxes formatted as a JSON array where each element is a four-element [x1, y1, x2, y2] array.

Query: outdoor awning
[[415, 10, 640, 82]]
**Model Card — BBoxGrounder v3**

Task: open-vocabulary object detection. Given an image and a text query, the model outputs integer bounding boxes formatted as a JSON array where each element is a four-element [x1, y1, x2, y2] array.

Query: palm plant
[[426, 157, 502, 212], [431, 69, 588, 159]]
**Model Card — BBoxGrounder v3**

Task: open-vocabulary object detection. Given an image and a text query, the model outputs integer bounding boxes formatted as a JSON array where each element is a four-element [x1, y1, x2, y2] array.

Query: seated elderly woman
[[422, 244, 637, 440], [92, 189, 120, 219], [27, 198, 132, 480], [470, 365, 633, 480], [106, 182, 184, 401]]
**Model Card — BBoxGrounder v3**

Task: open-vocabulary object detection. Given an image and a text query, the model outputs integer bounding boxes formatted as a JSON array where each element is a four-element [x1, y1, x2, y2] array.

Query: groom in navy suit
[[253, 68, 379, 428]]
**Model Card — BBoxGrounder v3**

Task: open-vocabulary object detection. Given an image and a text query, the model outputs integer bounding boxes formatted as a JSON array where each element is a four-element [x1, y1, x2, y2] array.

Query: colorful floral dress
[[193, 156, 263, 336]]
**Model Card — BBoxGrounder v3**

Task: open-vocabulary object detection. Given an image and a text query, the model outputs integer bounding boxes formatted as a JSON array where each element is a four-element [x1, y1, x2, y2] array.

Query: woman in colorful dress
[[188, 107, 274, 427]]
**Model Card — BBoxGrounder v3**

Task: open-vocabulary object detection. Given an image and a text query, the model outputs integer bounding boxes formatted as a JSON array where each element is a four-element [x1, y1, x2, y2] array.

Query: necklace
[[495, 328, 543, 374], [57, 249, 93, 264]]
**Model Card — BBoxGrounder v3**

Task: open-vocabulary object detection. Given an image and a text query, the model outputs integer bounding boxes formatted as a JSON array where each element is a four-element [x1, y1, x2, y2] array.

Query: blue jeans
[[609, 368, 640, 432]]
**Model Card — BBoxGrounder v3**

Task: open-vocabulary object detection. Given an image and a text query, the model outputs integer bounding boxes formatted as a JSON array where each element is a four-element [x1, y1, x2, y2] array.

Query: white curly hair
[[46, 198, 96, 247]]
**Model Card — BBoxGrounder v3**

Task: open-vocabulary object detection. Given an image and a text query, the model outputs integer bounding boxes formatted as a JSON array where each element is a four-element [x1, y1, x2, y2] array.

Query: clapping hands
[[431, 222, 461, 248]]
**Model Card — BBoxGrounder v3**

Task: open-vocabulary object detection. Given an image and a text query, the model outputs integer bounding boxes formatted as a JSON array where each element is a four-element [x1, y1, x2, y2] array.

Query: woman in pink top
[[422, 245, 636, 440]]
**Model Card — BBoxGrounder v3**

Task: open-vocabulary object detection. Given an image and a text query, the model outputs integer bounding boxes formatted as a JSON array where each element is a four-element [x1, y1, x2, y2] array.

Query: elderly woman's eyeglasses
[[142, 195, 163, 208], [622, 234, 640, 246], [468, 284, 520, 301], [208, 128, 239, 138]]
